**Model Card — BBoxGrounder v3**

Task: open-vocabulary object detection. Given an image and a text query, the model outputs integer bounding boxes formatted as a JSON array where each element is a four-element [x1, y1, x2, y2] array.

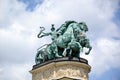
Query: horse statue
[[61, 21, 91, 59], [35, 43, 59, 64], [36, 21, 92, 64], [76, 22, 92, 55], [35, 46, 47, 64]]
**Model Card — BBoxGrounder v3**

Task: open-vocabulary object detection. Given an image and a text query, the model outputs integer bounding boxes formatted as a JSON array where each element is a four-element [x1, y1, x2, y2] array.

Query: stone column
[[30, 57, 91, 80]]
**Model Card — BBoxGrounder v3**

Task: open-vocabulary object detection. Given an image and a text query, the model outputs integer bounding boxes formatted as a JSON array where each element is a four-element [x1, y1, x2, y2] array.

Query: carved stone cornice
[[30, 57, 91, 80]]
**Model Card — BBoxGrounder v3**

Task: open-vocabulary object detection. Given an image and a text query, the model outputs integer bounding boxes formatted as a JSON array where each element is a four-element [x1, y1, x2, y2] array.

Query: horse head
[[79, 22, 88, 32]]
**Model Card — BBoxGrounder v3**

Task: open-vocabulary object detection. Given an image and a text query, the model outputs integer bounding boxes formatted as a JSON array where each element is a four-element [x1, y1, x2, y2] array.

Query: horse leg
[[62, 48, 67, 56], [68, 49, 73, 60], [46, 46, 53, 60], [77, 42, 82, 59], [62, 45, 70, 57], [85, 46, 92, 55], [53, 44, 62, 58]]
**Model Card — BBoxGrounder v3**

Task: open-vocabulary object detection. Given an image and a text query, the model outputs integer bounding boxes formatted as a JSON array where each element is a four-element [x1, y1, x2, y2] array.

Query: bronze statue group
[[35, 21, 92, 64]]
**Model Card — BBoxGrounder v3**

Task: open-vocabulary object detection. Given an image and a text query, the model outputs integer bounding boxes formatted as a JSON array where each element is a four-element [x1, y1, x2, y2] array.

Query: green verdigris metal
[[35, 21, 92, 64]]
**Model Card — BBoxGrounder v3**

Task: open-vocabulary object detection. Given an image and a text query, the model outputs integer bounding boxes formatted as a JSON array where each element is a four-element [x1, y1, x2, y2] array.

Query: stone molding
[[30, 59, 91, 80]]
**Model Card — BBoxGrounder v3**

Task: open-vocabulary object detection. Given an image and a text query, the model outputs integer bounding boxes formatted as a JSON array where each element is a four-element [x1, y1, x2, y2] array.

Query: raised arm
[[37, 27, 51, 38]]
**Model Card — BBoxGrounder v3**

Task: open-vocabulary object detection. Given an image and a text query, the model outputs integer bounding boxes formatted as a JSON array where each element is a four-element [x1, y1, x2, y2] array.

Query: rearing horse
[[55, 22, 83, 57], [36, 21, 92, 64]]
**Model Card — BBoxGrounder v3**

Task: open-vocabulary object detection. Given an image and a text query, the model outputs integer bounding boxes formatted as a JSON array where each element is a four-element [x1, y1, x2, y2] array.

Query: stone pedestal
[[30, 57, 91, 80]]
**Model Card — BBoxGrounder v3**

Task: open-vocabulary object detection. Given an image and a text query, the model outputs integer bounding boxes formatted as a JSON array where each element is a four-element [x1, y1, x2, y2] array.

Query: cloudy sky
[[0, 0, 120, 80]]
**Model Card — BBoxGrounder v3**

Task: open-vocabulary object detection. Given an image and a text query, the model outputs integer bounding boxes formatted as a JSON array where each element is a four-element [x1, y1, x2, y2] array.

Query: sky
[[0, 0, 120, 80]]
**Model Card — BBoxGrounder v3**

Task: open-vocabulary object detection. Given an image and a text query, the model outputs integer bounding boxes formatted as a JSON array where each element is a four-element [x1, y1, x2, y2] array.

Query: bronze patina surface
[[35, 21, 92, 64]]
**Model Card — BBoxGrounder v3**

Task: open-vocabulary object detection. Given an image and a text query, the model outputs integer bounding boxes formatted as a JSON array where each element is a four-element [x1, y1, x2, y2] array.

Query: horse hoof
[[55, 54, 62, 58], [85, 52, 89, 55]]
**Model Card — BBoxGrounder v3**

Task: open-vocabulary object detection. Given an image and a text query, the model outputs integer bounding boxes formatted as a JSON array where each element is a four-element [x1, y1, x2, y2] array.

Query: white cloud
[[0, 23, 37, 64], [0, 0, 26, 28], [81, 38, 120, 78], [83, 38, 120, 76], [0, 0, 120, 80], [0, 63, 32, 80]]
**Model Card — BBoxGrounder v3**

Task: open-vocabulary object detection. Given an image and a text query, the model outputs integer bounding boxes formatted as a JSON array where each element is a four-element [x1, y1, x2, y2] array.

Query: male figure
[[37, 24, 61, 58]]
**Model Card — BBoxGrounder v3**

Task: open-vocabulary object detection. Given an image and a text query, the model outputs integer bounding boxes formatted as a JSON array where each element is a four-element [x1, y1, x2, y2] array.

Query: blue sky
[[18, 0, 44, 11], [0, 0, 120, 80]]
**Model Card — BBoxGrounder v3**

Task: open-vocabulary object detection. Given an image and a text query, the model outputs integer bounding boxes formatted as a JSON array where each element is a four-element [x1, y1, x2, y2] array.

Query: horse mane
[[64, 20, 77, 28], [56, 21, 77, 35]]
